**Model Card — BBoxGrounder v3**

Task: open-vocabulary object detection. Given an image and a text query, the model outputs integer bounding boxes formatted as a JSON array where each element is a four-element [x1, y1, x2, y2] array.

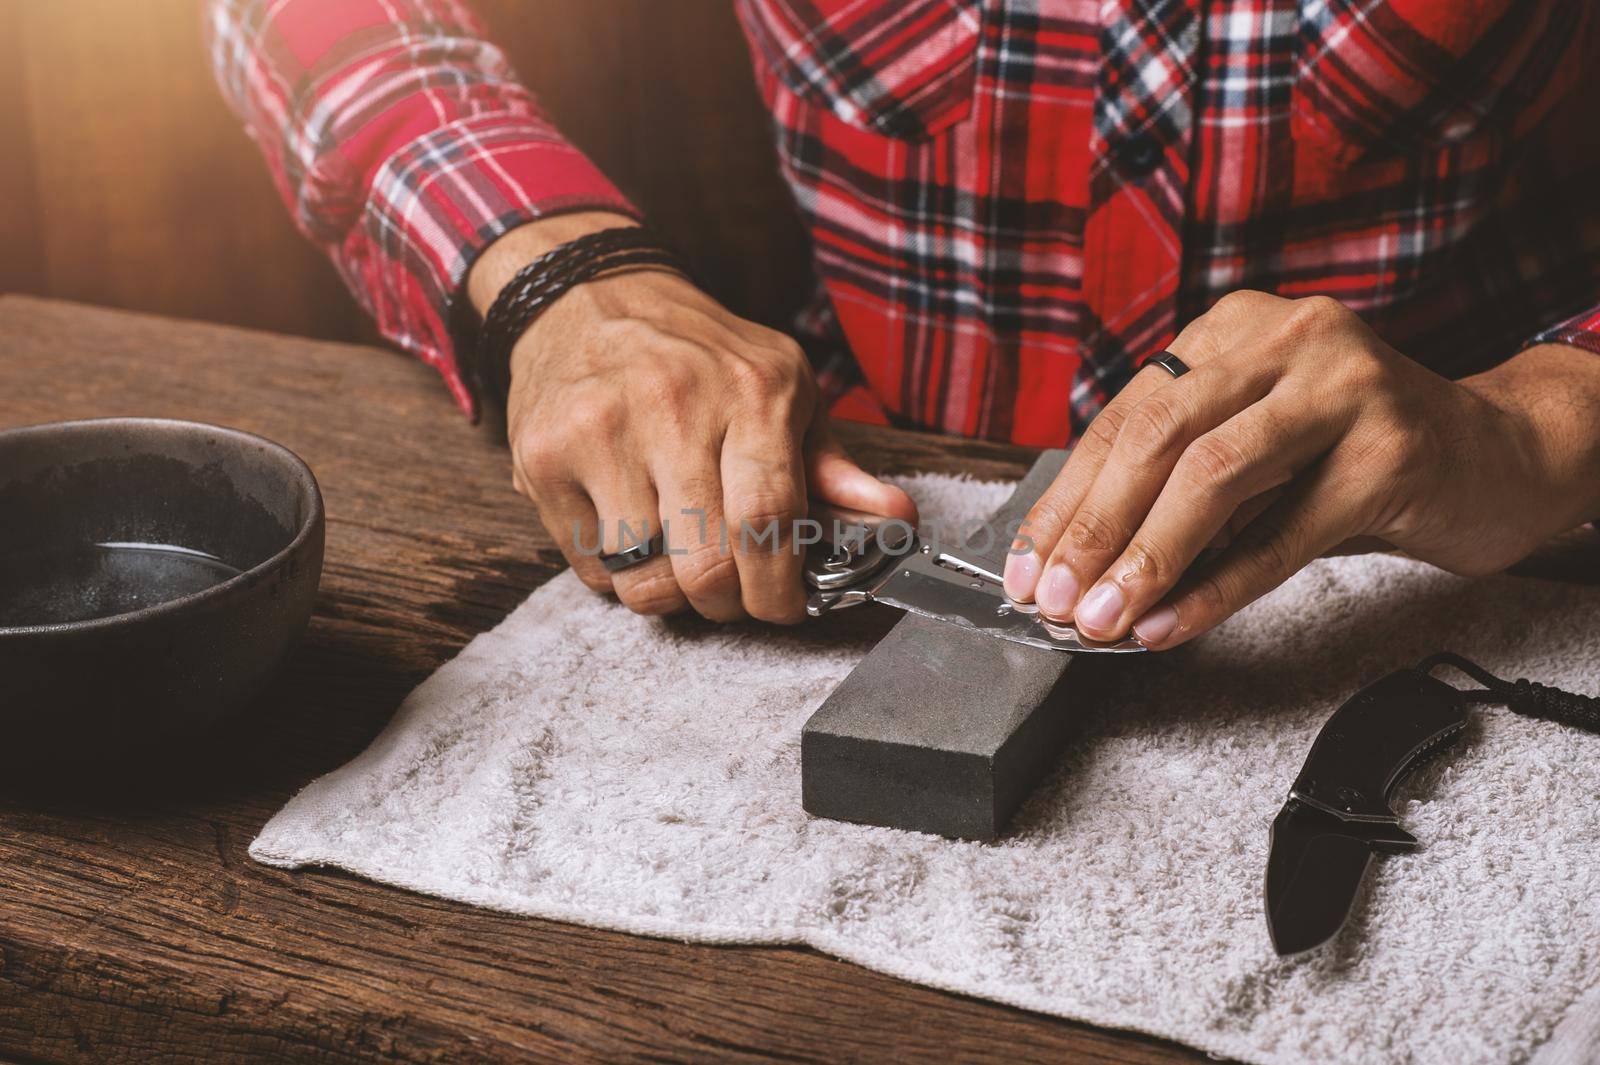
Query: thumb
[[804, 419, 919, 525]]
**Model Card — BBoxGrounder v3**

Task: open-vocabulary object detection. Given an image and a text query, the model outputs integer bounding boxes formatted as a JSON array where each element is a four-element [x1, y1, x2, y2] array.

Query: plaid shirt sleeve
[[1530, 306, 1600, 357], [205, 0, 637, 417]]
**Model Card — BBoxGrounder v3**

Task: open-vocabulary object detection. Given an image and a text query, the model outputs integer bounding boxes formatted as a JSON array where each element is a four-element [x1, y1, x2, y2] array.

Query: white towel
[[253, 474, 1600, 1064]]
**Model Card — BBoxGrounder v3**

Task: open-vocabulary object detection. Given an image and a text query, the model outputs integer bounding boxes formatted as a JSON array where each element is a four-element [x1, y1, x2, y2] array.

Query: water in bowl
[[0, 542, 243, 627]]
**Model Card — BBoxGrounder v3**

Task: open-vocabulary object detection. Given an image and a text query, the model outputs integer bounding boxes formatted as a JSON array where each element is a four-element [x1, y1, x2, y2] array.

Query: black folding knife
[[1264, 668, 1469, 955]]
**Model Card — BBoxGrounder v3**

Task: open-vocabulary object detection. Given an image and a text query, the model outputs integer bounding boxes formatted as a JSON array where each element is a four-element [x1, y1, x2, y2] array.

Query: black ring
[[1148, 351, 1191, 379], [600, 531, 664, 573]]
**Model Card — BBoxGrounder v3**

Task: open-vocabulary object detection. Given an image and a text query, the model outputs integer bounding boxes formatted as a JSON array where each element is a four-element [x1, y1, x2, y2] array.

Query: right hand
[[486, 220, 917, 623]]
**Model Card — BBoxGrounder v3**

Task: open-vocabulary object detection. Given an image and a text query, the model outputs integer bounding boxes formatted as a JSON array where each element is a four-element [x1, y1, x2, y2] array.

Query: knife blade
[[803, 506, 1145, 654], [1264, 668, 1469, 955]]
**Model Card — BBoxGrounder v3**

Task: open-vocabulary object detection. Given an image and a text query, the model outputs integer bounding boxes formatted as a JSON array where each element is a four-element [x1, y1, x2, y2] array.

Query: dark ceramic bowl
[[0, 418, 324, 777]]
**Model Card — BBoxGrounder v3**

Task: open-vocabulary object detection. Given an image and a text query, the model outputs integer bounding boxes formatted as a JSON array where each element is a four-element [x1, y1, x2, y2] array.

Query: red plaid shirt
[[209, 0, 1600, 446]]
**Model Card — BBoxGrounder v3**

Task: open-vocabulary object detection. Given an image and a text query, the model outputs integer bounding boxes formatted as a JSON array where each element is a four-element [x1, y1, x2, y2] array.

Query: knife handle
[[1290, 668, 1469, 823]]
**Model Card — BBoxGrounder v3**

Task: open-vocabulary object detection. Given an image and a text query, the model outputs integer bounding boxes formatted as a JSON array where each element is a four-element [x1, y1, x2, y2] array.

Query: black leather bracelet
[[474, 226, 691, 404], [480, 227, 667, 353]]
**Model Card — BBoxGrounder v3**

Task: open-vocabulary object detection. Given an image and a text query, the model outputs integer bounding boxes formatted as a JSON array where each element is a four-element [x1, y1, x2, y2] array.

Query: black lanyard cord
[[1418, 651, 1600, 733]]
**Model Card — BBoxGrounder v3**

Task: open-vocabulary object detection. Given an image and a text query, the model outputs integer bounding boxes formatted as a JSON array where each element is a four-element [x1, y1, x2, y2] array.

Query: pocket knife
[[1264, 668, 1470, 955], [801, 506, 1146, 654]]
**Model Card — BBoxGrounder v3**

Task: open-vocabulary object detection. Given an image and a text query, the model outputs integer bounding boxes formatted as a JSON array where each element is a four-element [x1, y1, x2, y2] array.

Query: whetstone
[[802, 450, 1074, 840]]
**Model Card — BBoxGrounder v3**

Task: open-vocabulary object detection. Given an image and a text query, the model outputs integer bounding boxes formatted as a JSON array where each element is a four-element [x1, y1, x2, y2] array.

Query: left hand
[[1002, 290, 1598, 649]]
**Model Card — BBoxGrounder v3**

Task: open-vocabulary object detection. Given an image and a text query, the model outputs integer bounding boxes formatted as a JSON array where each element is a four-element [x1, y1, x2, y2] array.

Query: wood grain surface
[[0, 296, 1209, 1064]]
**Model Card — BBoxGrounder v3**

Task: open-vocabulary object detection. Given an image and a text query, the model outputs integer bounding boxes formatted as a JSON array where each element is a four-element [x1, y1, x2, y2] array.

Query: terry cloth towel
[[253, 474, 1600, 1065]]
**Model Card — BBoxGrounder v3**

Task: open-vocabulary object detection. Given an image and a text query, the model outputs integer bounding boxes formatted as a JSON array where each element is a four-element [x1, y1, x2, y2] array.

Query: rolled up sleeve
[[206, 0, 637, 416], [1528, 304, 1600, 357]]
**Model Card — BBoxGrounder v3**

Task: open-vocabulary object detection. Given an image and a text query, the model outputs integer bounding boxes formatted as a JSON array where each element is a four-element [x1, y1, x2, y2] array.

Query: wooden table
[[0, 296, 1210, 1063], [2, 297, 1593, 1064]]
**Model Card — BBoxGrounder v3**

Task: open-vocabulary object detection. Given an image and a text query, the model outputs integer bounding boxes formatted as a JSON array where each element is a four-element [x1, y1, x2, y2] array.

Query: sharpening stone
[[801, 450, 1075, 840]]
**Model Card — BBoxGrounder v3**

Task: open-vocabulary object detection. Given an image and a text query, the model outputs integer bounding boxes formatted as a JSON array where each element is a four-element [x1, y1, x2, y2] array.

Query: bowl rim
[[0, 416, 325, 638]]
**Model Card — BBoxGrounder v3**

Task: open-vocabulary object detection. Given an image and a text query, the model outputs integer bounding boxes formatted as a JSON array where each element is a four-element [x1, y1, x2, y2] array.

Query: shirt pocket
[[1291, 0, 1590, 165], [735, 0, 983, 140]]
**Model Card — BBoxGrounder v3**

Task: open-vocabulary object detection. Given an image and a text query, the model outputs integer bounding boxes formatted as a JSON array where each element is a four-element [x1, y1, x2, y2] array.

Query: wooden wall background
[[0, 0, 812, 355]]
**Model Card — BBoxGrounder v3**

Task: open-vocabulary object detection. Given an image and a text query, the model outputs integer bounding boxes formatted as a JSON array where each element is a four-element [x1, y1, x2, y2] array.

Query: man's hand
[[1002, 290, 1600, 649], [470, 212, 918, 621]]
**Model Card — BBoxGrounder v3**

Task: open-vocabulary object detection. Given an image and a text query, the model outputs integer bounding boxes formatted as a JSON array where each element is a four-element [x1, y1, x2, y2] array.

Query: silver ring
[[600, 531, 664, 572], [1148, 351, 1191, 379]]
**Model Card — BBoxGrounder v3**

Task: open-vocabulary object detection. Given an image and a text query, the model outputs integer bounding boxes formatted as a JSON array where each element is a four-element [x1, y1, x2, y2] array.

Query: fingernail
[[1075, 582, 1125, 633], [1003, 550, 1042, 601], [1035, 565, 1079, 618], [1132, 604, 1178, 646]]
